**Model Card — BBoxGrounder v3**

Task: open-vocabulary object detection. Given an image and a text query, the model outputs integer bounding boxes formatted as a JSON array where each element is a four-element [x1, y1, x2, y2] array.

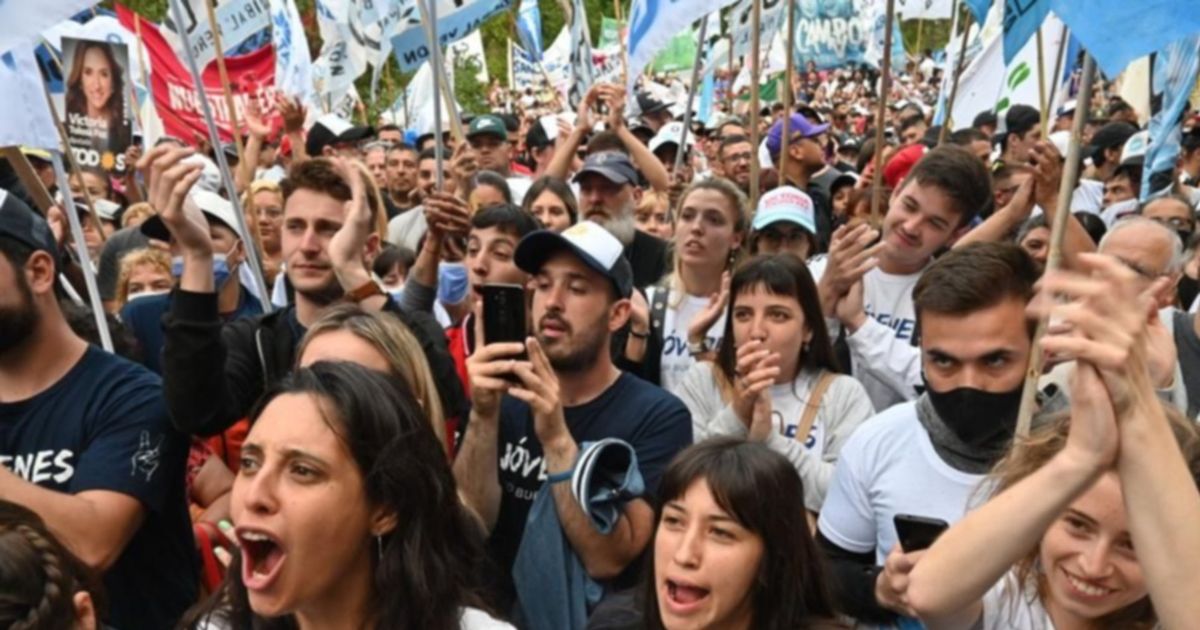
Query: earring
[[375, 535, 384, 562]]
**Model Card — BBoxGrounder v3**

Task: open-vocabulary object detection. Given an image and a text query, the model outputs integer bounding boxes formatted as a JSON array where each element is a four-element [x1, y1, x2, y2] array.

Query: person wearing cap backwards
[[1099, 130, 1148, 226], [455, 220, 692, 612], [997, 104, 1041, 169], [0, 188, 197, 629], [305, 113, 375, 158], [817, 145, 993, 412], [766, 113, 836, 253], [120, 189, 263, 374], [141, 145, 468, 439], [1072, 121, 1138, 215]]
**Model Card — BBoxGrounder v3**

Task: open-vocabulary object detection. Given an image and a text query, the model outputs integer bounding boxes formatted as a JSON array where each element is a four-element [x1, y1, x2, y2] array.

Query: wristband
[[687, 339, 709, 356], [343, 279, 385, 303]]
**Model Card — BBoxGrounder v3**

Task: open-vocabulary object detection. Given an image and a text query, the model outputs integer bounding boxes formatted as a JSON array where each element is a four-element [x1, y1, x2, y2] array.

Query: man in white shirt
[[816, 242, 1040, 626], [818, 145, 994, 411]]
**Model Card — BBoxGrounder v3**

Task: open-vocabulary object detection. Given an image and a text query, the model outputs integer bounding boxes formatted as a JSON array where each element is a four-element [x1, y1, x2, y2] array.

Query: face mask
[[1103, 198, 1139, 223], [171, 253, 235, 290], [127, 289, 171, 302], [924, 379, 1024, 449], [437, 261, 470, 306]]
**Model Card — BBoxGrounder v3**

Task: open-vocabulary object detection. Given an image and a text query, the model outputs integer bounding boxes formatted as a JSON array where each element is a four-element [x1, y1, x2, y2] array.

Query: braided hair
[[0, 501, 103, 629]]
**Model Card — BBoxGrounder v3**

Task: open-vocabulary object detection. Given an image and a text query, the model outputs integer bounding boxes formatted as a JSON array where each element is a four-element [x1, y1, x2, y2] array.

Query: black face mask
[[924, 380, 1024, 449]]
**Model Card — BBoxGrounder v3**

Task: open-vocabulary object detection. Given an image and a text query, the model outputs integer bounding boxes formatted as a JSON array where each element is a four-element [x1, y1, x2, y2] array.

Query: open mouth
[[665, 579, 710, 612], [1061, 567, 1117, 601], [238, 529, 286, 591]]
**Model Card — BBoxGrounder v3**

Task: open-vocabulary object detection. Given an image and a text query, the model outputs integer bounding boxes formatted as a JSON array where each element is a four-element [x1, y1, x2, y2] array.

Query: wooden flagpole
[[748, 0, 763, 210], [1014, 53, 1097, 438], [1036, 27, 1049, 136], [201, 0, 247, 168], [869, 0, 897, 226], [778, 0, 797, 183], [938, 6, 971, 145], [674, 18, 710, 175]]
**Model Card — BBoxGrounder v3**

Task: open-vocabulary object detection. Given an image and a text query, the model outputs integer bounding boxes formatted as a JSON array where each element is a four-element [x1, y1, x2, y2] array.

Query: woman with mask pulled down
[[906, 254, 1200, 630]]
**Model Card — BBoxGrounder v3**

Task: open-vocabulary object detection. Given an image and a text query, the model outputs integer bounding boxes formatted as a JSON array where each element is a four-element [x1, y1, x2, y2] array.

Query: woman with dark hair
[[468, 171, 514, 212], [522, 176, 578, 232], [675, 255, 873, 515], [0, 500, 104, 629], [645, 438, 840, 630], [183, 362, 510, 629], [64, 40, 131, 155]]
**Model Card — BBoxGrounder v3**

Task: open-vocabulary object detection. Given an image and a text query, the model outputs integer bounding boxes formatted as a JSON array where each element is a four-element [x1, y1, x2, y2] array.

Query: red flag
[[116, 3, 279, 145]]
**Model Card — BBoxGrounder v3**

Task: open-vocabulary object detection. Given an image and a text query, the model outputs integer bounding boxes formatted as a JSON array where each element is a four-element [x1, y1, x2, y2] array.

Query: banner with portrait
[[61, 36, 135, 173]]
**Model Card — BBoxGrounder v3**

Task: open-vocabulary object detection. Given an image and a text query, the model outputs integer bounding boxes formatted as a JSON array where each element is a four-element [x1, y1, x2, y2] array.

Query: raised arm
[[545, 87, 598, 181], [604, 84, 669, 194]]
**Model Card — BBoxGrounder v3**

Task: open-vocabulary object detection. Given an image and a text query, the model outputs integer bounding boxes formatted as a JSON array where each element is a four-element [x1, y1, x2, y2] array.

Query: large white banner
[[271, 0, 315, 104], [0, 45, 59, 150], [389, 0, 515, 72], [175, 0, 272, 70]]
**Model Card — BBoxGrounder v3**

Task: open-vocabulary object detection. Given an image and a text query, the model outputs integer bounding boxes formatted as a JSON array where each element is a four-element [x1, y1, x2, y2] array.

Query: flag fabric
[[1001, 0, 1050, 64], [270, 0, 315, 104], [177, 0, 272, 70], [1050, 0, 1200, 78], [729, 0, 786, 60], [389, 0, 515, 72], [0, 0, 94, 57], [964, 0, 992, 24], [626, 0, 739, 94], [567, 0, 595, 108], [0, 45, 59, 150], [1142, 35, 1200, 201], [515, 0, 544, 62], [447, 29, 489, 84]]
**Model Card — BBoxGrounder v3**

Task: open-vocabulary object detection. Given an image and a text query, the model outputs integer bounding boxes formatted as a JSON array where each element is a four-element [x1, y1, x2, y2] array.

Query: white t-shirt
[[649, 287, 726, 393], [817, 401, 986, 563], [1071, 179, 1104, 214], [980, 573, 1054, 630], [506, 176, 533, 205], [387, 206, 428, 252], [853, 266, 923, 411]]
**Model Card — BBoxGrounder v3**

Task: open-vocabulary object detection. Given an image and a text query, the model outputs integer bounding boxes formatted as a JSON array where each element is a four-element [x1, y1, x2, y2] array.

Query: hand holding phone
[[481, 283, 529, 381], [893, 514, 949, 553]]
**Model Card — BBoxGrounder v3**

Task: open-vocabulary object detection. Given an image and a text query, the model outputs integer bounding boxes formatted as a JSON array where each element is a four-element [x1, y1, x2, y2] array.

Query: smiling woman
[[182, 362, 512, 630]]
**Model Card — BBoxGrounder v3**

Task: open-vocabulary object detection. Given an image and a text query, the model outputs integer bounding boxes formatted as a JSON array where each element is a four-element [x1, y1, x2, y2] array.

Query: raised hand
[[138, 144, 208, 256], [509, 337, 569, 451], [818, 223, 883, 317], [244, 96, 274, 138], [731, 339, 782, 427], [687, 271, 730, 346], [326, 157, 373, 288], [275, 93, 307, 135]]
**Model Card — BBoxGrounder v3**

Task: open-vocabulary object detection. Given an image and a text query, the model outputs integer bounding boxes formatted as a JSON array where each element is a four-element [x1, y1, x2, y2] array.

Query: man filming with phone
[[816, 242, 1042, 625], [454, 221, 692, 614]]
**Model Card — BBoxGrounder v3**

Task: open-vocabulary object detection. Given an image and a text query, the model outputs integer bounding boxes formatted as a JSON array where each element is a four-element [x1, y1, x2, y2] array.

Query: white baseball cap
[[752, 186, 816, 235], [515, 221, 634, 298]]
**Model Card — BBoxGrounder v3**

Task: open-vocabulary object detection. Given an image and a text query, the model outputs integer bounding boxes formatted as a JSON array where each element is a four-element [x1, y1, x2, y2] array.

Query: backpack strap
[[648, 285, 671, 337], [794, 371, 836, 446]]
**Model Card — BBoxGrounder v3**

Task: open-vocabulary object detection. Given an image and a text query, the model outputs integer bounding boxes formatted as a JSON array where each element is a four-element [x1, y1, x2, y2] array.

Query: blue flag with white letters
[[1002, 0, 1050, 65], [964, 0, 991, 24]]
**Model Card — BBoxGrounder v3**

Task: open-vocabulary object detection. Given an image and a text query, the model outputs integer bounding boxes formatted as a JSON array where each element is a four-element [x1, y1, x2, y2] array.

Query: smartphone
[[481, 283, 528, 380], [893, 514, 949, 553]]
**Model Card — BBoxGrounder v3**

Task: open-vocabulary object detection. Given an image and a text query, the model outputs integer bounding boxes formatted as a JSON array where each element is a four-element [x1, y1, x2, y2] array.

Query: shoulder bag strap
[[794, 371, 836, 445]]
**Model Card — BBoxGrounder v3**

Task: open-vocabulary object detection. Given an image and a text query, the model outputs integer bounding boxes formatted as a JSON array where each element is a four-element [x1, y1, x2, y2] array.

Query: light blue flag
[[627, 0, 739, 93], [1050, 0, 1200, 78], [697, 68, 714, 126], [964, 0, 991, 25], [516, 0, 544, 62], [390, 0, 515, 72], [1141, 35, 1200, 201], [1002, 0, 1050, 65], [271, 0, 315, 105]]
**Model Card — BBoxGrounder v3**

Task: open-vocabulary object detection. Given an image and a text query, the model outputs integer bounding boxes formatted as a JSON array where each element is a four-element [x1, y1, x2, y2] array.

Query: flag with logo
[[1141, 35, 1200, 201], [567, 0, 594, 108], [270, 0, 315, 103], [626, 0, 739, 94], [516, 0, 544, 62], [728, 0, 785, 60], [389, 0, 515, 72]]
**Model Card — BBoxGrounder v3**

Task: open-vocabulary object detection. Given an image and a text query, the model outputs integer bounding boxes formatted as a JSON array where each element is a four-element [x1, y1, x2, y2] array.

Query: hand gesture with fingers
[[687, 271, 730, 347], [138, 144, 209, 256], [731, 339, 782, 428], [1028, 141, 1064, 213], [423, 191, 472, 241], [509, 337, 571, 450], [276, 93, 306, 135], [874, 545, 924, 617], [466, 338, 528, 422], [244, 96, 273, 138], [819, 223, 883, 317], [326, 157, 373, 288], [449, 141, 477, 189], [747, 388, 774, 442], [602, 83, 627, 130]]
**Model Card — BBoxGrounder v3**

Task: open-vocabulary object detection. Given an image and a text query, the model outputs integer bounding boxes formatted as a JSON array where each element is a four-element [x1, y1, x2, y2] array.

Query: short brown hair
[[913, 242, 1038, 336], [281, 158, 381, 227], [902, 144, 994, 226]]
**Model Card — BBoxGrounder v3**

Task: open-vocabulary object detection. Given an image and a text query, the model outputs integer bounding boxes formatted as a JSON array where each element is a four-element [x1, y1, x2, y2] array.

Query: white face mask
[[126, 289, 171, 302]]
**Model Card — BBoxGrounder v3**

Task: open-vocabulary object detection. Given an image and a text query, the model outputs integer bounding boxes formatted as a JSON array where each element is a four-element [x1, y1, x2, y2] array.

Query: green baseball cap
[[467, 114, 508, 141]]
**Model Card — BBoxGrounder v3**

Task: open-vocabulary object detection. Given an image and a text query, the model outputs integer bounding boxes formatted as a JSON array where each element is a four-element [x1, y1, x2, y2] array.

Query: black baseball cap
[[0, 188, 56, 255], [572, 151, 639, 186], [306, 114, 375, 156], [1086, 122, 1139, 164], [637, 93, 672, 116]]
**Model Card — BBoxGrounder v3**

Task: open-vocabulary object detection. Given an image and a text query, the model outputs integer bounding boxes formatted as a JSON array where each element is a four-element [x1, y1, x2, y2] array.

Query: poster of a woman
[[63, 37, 134, 173]]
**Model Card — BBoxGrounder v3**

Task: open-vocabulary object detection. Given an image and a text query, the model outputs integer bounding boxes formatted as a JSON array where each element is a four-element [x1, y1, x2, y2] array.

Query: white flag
[[568, 0, 594, 108], [729, 0, 787, 60], [0, 45, 60, 150], [271, 0, 315, 102], [0, 0, 94, 57], [897, 0, 956, 21], [627, 0, 739, 93]]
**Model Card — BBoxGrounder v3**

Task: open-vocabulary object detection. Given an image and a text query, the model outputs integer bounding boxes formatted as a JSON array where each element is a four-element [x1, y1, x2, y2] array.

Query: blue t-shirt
[[0, 346, 197, 630], [121, 286, 263, 373], [488, 372, 692, 602]]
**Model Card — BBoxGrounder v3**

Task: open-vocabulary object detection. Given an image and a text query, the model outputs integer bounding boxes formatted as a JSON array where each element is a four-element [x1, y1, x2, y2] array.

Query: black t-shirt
[[488, 372, 692, 604], [0, 346, 197, 630], [1173, 309, 1200, 418], [625, 230, 670, 290]]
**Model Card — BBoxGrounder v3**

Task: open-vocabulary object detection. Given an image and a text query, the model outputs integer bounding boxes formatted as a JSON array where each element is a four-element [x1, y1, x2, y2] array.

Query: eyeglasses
[[1148, 216, 1192, 230]]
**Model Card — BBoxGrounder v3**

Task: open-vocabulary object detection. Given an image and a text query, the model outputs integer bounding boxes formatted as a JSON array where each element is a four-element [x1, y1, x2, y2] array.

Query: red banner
[[116, 3, 280, 145]]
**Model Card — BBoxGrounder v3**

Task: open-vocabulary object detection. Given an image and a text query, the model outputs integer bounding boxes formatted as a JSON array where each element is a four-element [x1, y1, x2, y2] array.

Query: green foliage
[[898, 18, 952, 57], [453, 53, 489, 114]]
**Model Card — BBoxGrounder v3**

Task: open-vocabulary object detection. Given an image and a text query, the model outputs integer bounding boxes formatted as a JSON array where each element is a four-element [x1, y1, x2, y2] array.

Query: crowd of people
[[2, 46, 1200, 630]]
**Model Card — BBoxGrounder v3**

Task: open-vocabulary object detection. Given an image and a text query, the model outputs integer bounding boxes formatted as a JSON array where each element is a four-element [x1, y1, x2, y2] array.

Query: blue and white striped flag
[[627, 0, 739, 94], [516, 0, 544, 62], [1141, 35, 1200, 201], [271, 0, 315, 103]]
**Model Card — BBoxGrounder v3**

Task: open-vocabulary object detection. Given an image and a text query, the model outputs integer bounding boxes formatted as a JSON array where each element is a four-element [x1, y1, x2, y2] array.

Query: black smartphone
[[893, 514, 949, 553], [481, 283, 528, 379]]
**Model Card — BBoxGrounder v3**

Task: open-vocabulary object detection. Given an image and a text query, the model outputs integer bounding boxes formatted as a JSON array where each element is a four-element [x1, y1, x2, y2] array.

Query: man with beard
[[817, 242, 1039, 625], [455, 221, 691, 611], [147, 145, 467, 437], [719, 134, 756, 195], [383, 142, 419, 219], [574, 151, 670, 289], [0, 189, 196, 629]]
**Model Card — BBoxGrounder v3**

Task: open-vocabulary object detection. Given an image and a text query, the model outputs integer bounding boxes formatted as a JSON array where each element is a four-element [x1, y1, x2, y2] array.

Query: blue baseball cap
[[572, 151, 639, 187]]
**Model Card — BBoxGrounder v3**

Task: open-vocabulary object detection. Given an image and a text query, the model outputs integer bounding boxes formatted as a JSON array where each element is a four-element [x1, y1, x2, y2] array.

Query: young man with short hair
[[817, 242, 1040, 625], [384, 142, 420, 218], [0, 190, 195, 629], [455, 221, 691, 611]]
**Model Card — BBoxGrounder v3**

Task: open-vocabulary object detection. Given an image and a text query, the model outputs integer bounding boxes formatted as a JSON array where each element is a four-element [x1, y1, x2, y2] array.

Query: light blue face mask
[[171, 253, 235, 290], [437, 261, 470, 306]]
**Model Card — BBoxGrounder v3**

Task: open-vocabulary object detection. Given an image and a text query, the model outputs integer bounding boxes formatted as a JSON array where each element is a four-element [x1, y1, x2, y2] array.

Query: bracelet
[[628, 329, 650, 340]]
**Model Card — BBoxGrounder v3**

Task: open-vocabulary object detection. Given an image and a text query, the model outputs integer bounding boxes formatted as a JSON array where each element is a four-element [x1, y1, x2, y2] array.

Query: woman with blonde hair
[[113, 247, 172, 309], [622, 178, 747, 392], [297, 304, 449, 455], [240, 180, 284, 284], [120, 201, 156, 229], [634, 189, 673, 241]]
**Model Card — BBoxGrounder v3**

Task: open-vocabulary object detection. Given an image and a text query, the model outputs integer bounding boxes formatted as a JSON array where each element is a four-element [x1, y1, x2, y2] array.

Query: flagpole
[[938, 8, 971, 145], [1046, 23, 1070, 122], [39, 83, 108, 247], [508, 39, 515, 92], [1015, 53, 1097, 439], [674, 18, 710, 176], [417, 0, 465, 145], [51, 151, 113, 352], [615, 0, 629, 88], [1036, 27, 1049, 136], [424, 0, 446, 191], [869, 0, 897, 226], [748, 0, 763, 210], [202, 0, 247, 169], [778, 0, 797, 182], [166, 0, 273, 313]]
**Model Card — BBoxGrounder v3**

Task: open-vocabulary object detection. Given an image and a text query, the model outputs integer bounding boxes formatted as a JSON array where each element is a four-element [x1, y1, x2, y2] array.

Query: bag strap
[[794, 371, 836, 445], [648, 285, 671, 337]]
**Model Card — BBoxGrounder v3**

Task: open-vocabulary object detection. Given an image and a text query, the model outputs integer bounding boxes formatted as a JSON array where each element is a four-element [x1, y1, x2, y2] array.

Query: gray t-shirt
[[97, 226, 151, 301]]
